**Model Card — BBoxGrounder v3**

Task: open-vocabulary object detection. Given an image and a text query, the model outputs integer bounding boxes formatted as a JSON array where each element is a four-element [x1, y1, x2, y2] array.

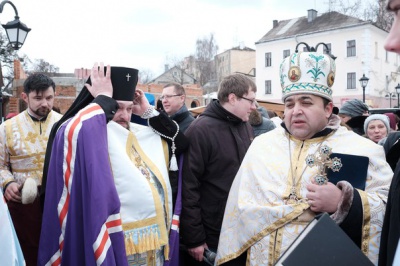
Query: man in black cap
[[38, 63, 187, 266]]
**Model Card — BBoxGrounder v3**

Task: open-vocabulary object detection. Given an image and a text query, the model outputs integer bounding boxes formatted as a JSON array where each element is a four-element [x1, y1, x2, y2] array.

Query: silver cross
[[126, 73, 131, 81], [305, 145, 342, 185]]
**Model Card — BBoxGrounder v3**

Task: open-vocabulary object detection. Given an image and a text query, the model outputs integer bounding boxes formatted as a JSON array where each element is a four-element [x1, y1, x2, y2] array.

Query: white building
[[256, 9, 400, 108]]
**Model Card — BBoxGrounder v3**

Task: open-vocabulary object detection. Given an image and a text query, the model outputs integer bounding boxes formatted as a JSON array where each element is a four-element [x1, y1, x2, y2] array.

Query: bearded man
[[0, 73, 62, 265]]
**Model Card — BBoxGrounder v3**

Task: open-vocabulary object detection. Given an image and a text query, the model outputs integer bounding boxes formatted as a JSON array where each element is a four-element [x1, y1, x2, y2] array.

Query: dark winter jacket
[[249, 109, 276, 137], [170, 105, 195, 133], [379, 162, 400, 265], [181, 99, 254, 250], [383, 131, 400, 171]]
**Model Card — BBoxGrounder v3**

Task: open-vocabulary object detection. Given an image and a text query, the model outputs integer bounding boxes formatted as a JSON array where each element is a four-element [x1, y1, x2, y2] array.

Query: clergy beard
[[115, 120, 129, 129], [32, 107, 51, 117]]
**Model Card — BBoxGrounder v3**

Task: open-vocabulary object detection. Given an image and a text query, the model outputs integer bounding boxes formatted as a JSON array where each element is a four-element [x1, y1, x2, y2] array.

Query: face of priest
[[385, 0, 400, 53], [284, 94, 333, 140], [22, 86, 55, 118], [113, 100, 133, 129]]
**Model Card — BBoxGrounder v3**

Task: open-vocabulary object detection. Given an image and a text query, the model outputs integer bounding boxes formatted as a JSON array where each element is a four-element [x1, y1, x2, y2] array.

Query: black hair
[[23, 73, 55, 95]]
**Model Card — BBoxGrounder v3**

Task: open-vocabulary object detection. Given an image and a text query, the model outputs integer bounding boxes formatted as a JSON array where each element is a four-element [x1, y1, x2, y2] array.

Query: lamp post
[[359, 74, 369, 103], [0, 1, 31, 50], [396, 83, 400, 108], [0, 0, 30, 123]]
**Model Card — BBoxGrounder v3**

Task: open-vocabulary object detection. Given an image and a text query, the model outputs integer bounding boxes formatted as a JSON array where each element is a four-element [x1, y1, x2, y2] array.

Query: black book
[[275, 213, 373, 266], [327, 153, 369, 190]]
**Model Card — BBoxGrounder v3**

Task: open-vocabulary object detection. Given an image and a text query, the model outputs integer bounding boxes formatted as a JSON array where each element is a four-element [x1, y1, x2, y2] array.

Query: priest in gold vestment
[[0, 73, 62, 266], [216, 44, 393, 266]]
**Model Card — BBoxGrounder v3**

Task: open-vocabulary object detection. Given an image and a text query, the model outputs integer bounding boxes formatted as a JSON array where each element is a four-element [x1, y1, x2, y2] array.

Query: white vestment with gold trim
[[216, 126, 392, 266], [0, 110, 62, 188], [107, 121, 172, 266]]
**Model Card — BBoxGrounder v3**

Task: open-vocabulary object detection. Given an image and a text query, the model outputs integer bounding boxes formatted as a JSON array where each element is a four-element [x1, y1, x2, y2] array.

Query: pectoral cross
[[126, 73, 131, 81], [285, 187, 300, 205], [305, 145, 342, 185]]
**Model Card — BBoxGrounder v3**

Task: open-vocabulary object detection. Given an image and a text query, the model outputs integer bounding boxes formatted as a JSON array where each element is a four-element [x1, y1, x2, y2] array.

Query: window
[[265, 80, 272, 94], [347, 40, 356, 57], [347, 73, 356, 89], [265, 52, 272, 67], [283, 49, 290, 59], [323, 43, 332, 54]]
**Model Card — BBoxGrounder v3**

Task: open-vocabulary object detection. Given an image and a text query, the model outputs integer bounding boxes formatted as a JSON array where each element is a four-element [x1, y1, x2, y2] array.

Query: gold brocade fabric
[[216, 126, 392, 266], [107, 121, 172, 266], [0, 111, 62, 187]]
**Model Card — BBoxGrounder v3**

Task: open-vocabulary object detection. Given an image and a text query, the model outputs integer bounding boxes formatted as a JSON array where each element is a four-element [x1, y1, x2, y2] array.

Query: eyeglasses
[[238, 96, 257, 105], [160, 94, 182, 100]]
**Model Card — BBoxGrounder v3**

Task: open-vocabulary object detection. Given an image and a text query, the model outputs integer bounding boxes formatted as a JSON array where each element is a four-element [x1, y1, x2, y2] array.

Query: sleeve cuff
[[330, 181, 354, 224], [92, 95, 119, 122], [141, 106, 159, 119]]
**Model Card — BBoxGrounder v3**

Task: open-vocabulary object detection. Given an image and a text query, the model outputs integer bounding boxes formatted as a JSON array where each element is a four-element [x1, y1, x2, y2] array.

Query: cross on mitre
[[126, 73, 131, 81]]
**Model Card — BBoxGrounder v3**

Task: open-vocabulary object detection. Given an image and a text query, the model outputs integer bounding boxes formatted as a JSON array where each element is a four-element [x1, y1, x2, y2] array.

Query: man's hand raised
[[85, 62, 113, 98]]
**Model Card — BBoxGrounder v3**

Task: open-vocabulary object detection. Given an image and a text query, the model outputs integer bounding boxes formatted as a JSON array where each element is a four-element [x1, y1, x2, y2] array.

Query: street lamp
[[395, 83, 400, 108], [359, 74, 369, 103], [0, 1, 31, 50], [386, 92, 397, 108], [0, 1, 30, 123]]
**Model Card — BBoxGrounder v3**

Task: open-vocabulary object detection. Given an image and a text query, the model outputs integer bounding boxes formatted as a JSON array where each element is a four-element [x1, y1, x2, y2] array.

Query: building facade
[[215, 45, 256, 84], [256, 9, 399, 108]]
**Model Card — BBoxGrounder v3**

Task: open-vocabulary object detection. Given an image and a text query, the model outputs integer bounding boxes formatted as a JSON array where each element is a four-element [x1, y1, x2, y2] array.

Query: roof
[[257, 11, 372, 44], [151, 66, 197, 84], [230, 46, 255, 52]]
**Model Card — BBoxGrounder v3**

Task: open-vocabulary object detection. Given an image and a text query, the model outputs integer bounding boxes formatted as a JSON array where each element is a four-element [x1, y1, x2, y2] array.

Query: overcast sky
[[1, 0, 375, 77]]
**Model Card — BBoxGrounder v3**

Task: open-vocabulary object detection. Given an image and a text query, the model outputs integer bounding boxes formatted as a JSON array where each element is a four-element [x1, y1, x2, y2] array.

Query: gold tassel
[[164, 243, 170, 260], [128, 233, 135, 255], [124, 232, 137, 256], [125, 227, 165, 255], [154, 230, 160, 250], [138, 232, 144, 254], [124, 235, 130, 255], [131, 233, 137, 254], [149, 229, 155, 250], [145, 228, 150, 251]]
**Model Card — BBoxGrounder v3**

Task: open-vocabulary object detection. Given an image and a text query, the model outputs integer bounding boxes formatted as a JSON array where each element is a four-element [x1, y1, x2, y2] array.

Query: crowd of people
[[2, 1, 400, 265]]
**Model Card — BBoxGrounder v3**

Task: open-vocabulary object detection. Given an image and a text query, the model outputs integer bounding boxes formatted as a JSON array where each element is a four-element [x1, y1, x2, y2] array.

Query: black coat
[[171, 106, 195, 134], [379, 162, 400, 265], [383, 131, 400, 171], [181, 99, 254, 249]]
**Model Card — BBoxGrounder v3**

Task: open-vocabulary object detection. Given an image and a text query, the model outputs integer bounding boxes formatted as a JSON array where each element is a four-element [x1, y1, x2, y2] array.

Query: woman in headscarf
[[363, 114, 390, 144]]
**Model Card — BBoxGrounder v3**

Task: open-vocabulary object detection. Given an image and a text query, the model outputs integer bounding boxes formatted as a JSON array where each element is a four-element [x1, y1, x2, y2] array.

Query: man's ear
[[325, 102, 334, 119], [21, 92, 28, 104], [228, 93, 236, 105]]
